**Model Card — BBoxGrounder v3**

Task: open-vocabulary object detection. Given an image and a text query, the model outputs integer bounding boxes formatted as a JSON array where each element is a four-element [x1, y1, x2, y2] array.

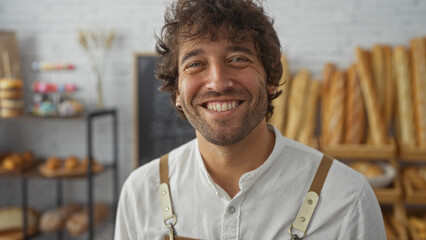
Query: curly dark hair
[[155, 0, 283, 120]]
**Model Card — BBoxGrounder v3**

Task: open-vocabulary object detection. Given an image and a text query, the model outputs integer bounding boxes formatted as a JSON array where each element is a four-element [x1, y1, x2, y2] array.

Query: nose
[[205, 62, 231, 92]]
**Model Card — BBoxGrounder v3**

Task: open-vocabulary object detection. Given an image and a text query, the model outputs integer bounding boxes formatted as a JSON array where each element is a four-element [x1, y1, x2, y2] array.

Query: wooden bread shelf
[[320, 140, 396, 160], [399, 144, 426, 162]]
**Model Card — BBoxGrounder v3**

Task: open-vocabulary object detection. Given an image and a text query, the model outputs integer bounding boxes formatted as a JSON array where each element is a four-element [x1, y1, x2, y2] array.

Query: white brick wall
[[0, 0, 425, 239]]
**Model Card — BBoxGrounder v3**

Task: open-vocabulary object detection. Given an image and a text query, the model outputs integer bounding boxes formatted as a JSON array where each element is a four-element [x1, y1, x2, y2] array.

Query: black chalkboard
[[134, 53, 196, 167]]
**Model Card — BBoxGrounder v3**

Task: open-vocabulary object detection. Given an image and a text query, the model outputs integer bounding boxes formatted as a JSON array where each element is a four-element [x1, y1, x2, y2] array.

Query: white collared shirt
[[115, 126, 386, 240]]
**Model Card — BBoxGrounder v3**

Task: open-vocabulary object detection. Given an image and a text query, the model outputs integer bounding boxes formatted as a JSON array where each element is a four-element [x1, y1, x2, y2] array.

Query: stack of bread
[[268, 55, 321, 148], [39, 202, 109, 237], [321, 36, 426, 147], [0, 51, 24, 118], [409, 215, 426, 239]]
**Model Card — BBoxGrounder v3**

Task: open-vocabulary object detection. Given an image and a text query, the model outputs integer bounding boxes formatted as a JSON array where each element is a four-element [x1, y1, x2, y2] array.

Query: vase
[[95, 72, 104, 109]]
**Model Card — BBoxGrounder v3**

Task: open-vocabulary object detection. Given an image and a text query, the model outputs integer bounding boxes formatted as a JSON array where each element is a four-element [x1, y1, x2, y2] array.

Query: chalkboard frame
[[133, 52, 196, 168]]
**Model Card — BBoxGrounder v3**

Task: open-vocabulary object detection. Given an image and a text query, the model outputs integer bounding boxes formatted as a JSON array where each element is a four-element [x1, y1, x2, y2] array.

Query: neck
[[197, 121, 275, 198]]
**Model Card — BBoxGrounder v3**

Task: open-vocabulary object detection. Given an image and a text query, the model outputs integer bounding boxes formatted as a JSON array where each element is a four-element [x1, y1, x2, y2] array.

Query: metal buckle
[[288, 224, 306, 240], [163, 214, 177, 228]]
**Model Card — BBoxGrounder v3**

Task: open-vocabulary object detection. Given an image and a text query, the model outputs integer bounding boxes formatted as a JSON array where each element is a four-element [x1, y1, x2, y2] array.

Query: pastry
[[0, 90, 23, 99], [1, 154, 23, 171], [45, 156, 61, 171], [0, 99, 24, 109], [0, 79, 23, 90], [0, 108, 22, 118], [65, 156, 79, 170]]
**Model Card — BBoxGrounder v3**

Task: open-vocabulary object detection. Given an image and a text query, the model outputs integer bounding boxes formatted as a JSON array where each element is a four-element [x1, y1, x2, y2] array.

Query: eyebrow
[[226, 45, 255, 56], [180, 49, 204, 67]]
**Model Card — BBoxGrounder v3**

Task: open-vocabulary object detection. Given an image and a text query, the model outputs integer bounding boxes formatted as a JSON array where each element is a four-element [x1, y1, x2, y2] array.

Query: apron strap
[[159, 154, 177, 233], [289, 154, 334, 239]]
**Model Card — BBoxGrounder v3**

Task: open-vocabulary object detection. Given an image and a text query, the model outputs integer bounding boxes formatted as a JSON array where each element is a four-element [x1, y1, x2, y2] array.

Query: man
[[115, 0, 386, 239]]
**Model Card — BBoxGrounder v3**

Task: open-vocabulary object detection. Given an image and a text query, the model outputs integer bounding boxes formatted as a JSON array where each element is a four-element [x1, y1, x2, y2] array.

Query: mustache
[[196, 89, 248, 100]]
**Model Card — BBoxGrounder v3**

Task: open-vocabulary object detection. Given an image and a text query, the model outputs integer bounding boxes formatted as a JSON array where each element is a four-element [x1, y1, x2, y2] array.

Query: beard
[[180, 87, 268, 146]]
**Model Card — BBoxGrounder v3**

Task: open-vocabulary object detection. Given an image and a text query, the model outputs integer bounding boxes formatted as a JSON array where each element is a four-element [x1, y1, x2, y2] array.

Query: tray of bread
[[0, 151, 37, 175], [38, 155, 103, 178], [348, 161, 401, 204]]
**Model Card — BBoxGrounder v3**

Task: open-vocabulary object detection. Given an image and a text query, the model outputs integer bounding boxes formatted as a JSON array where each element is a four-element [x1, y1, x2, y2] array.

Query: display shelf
[[399, 144, 426, 162], [375, 176, 403, 204], [0, 108, 118, 240], [319, 140, 396, 160]]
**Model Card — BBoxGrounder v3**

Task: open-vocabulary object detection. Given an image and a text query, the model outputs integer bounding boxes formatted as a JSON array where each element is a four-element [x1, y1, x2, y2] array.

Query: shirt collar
[[194, 125, 287, 201]]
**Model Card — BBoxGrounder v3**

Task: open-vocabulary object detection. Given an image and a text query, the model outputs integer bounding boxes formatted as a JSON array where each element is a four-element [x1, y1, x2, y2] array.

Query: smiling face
[[176, 36, 270, 146]]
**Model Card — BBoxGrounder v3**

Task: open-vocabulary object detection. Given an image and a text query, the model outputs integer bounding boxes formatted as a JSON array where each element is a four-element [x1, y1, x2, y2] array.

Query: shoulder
[[123, 138, 198, 193]]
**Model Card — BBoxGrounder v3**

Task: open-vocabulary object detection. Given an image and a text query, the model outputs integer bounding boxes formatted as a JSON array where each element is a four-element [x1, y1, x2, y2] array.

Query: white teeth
[[222, 103, 227, 111], [206, 101, 239, 112]]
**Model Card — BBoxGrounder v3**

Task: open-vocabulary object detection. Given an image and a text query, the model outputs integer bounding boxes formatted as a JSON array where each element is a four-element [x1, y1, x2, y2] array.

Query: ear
[[175, 91, 181, 105], [267, 85, 277, 95]]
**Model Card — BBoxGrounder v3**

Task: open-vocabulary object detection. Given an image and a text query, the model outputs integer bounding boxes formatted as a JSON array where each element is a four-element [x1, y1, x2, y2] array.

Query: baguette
[[355, 47, 387, 145], [345, 65, 366, 144], [372, 45, 386, 116], [39, 203, 83, 233], [383, 213, 397, 240], [320, 63, 336, 143], [65, 202, 109, 237], [268, 54, 291, 135], [324, 70, 346, 145], [393, 46, 416, 147], [297, 80, 320, 147], [410, 37, 426, 147], [382, 45, 395, 132], [285, 69, 310, 140]]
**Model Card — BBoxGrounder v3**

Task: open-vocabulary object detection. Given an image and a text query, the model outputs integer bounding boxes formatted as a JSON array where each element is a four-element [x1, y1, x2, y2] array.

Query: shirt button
[[228, 206, 236, 214]]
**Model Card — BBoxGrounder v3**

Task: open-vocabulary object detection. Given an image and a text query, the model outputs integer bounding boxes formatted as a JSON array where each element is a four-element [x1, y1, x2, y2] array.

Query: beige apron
[[158, 154, 333, 240]]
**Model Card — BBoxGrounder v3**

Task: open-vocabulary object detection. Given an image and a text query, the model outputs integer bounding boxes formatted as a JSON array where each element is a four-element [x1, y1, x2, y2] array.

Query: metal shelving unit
[[0, 108, 119, 240]]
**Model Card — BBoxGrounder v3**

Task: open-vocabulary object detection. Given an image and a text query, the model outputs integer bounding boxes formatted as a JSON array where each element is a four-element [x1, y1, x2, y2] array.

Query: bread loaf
[[65, 202, 109, 237], [0, 206, 40, 236], [383, 213, 397, 239], [320, 63, 336, 143], [285, 69, 310, 140], [324, 70, 346, 145], [297, 80, 320, 147], [39, 203, 83, 233], [355, 47, 387, 145], [345, 65, 366, 144], [372, 45, 386, 116], [382, 45, 395, 132], [393, 46, 416, 147], [268, 54, 291, 135], [410, 37, 426, 147]]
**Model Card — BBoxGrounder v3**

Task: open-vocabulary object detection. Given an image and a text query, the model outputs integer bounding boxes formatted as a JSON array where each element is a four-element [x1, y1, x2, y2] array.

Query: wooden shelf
[[399, 145, 426, 162], [320, 140, 396, 160]]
